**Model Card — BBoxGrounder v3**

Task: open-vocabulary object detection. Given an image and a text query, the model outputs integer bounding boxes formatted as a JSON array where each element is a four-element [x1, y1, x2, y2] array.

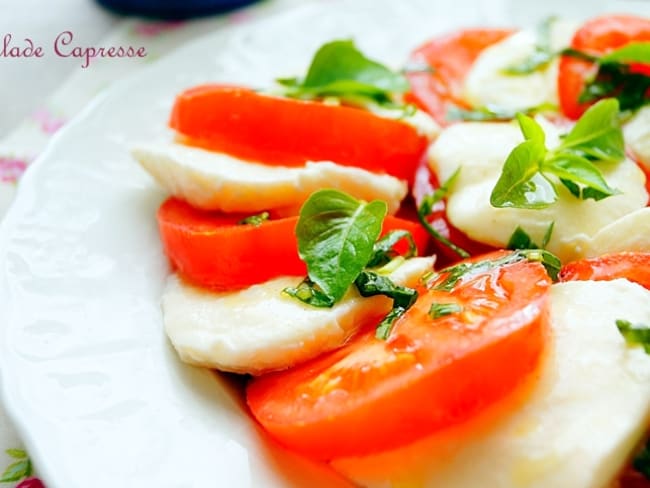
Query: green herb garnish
[[238, 211, 270, 227], [367, 230, 417, 268], [502, 17, 557, 75], [291, 189, 386, 305], [285, 189, 420, 339], [563, 42, 650, 113], [446, 102, 556, 122], [417, 168, 470, 258], [0, 449, 32, 483], [429, 302, 463, 320], [507, 222, 554, 250], [355, 271, 418, 339], [490, 98, 623, 209], [427, 249, 560, 291], [277, 40, 408, 107], [616, 319, 650, 353]]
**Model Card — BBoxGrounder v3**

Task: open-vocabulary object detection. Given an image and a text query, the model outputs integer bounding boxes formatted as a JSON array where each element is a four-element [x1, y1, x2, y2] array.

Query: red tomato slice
[[247, 251, 551, 459], [412, 160, 495, 265], [558, 15, 650, 119], [405, 29, 514, 124], [158, 198, 430, 291], [169, 85, 428, 183], [559, 252, 650, 290]]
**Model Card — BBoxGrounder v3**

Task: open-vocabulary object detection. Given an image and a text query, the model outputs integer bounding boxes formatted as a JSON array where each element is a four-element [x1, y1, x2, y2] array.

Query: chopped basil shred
[[490, 98, 624, 209], [507, 222, 554, 250], [616, 319, 650, 354], [283, 278, 335, 308], [429, 302, 463, 320], [446, 102, 556, 122], [367, 230, 417, 268], [426, 249, 560, 291], [562, 42, 650, 113], [501, 17, 557, 75], [355, 271, 419, 339], [417, 168, 470, 258], [277, 40, 409, 107], [238, 211, 270, 227], [285, 189, 420, 339]]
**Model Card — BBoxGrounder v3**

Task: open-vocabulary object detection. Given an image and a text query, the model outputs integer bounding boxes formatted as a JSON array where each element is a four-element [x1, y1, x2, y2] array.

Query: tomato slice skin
[[247, 251, 551, 459], [558, 15, 650, 119], [169, 85, 428, 183], [157, 197, 430, 291], [559, 252, 650, 290], [405, 28, 514, 124]]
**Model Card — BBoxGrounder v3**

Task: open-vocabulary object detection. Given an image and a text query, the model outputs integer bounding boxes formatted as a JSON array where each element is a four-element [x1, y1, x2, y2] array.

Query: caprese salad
[[133, 12, 650, 488]]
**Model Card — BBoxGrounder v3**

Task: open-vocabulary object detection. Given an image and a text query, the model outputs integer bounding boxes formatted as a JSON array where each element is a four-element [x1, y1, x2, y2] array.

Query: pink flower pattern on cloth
[[30, 109, 66, 135], [0, 158, 28, 184], [132, 20, 186, 37]]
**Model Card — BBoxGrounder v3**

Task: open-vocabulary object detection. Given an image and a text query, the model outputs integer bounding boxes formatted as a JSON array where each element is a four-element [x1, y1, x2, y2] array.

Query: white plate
[[0, 1, 647, 487]]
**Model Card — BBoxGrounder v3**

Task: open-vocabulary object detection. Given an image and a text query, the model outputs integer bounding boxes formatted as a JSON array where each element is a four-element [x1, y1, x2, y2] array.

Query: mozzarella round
[[428, 120, 648, 262], [332, 279, 650, 488], [133, 142, 408, 215], [585, 206, 650, 257], [624, 105, 650, 170], [162, 257, 434, 375], [464, 20, 577, 110]]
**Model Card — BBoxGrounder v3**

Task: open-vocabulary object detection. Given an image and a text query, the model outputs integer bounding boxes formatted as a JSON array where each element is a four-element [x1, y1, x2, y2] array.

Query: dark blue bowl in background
[[96, 0, 261, 19]]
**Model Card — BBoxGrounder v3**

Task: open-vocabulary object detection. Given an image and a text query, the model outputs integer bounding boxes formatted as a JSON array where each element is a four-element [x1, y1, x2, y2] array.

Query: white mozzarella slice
[[624, 106, 650, 170], [464, 20, 577, 110], [585, 206, 650, 257], [162, 257, 434, 375], [333, 279, 650, 488], [367, 105, 440, 140], [133, 142, 407, 214], [428, 121, 648, 262]]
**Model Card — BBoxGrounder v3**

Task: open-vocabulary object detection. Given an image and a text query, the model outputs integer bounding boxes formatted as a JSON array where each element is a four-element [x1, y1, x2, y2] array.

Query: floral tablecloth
[[0, 1, 304, 485]]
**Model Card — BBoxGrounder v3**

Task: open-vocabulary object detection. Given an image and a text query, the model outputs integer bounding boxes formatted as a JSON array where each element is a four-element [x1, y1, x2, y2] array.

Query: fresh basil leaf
[[429, 302, 463, 319], [367, 230, 417, 268], [355, 270, 418, 339], [4, 449, 27, 460], [490, 140, 555, 208], [280, 40, 408, 106], [517, 113, 546, 144], [491, 98, 624, 209], [558, 98, 625, 163], [238, 211, 269, 227], [295, 189, 386, 305], [0, 459, 31, 483], [634, 438, 650, 479], [601, 42, 650, 64], [543, 153, 619, 201], [417, 168, 470, 258], [616, 319, 650, 354], [283, 278, 336, 308]]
